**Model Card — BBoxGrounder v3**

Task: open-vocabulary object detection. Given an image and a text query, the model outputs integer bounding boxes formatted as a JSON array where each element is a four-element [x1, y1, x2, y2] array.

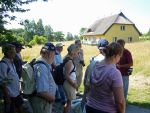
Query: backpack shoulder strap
[[0, 60, 10, 74], [62, 57, 75, 74], [70, 60, 75, 74]]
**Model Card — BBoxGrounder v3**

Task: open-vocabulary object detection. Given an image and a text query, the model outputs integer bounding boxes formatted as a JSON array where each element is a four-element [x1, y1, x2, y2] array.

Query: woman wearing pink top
[[86, 42, 125, 113]]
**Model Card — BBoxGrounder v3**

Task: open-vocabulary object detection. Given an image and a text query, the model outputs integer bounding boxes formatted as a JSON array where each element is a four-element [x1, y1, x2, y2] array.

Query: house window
[[128, 37, 132, 42], [120, 25, 125, 31], [112, 37, 117, 42]]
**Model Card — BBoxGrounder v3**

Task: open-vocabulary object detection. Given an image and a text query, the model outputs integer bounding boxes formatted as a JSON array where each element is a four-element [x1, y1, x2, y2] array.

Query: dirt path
[[126, 104, 150, 113]]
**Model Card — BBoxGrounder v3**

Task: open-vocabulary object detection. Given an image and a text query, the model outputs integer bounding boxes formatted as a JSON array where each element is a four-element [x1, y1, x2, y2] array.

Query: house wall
[[83, 24, 140, 44], [104, 24, 140, 42]]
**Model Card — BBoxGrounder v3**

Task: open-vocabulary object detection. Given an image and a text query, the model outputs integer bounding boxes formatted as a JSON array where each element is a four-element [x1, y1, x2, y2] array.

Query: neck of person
[[67, 54, 73, 59], [4, 56, 14, 63], [105, 57, 116, 65], [41, 55, 53, 65]]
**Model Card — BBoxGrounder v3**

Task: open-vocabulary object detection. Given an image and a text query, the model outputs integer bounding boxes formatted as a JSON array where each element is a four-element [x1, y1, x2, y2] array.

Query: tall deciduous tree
[[44, 25, 54, 41], [66, 32, 74, 41], [53, 31, 65, 41], [36, 19, 45, 36], [0, 0, 48, 35], [24, 19, 37, 41]]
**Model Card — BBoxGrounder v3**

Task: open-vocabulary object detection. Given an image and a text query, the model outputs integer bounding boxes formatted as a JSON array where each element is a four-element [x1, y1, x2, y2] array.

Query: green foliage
[[36, 19, 45, 36], [53, 31, 65, 41], [44, 25, 54, 41], [0, 0, 48, 35], [74, 35, 80, 40], [23, 19, 36, 42], [79, 27, 87, 35], [0, 33, 18, 46], [29, 35, 47, 45], [66, 32, 74, 41]]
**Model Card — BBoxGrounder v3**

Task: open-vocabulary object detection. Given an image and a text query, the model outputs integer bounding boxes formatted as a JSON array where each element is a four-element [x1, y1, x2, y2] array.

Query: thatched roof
[[83, 12, 141, 36]]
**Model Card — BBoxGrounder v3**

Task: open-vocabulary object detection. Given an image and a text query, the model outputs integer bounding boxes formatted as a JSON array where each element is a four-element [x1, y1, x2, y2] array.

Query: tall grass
[[1, 40, 150, 77]]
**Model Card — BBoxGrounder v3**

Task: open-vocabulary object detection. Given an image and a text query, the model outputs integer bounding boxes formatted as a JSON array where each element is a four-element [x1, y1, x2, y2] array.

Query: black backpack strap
[[0, 60, 10, 74], [63, 57, 75, 74], [70, 60, 75, 74]]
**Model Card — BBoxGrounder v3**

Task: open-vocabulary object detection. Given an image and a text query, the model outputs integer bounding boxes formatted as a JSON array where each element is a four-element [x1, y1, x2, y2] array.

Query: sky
[[5, 0, 150, 35]]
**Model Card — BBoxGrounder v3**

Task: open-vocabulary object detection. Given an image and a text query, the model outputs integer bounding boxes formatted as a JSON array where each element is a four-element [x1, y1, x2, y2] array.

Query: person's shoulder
[[124, 48, 132, 56], [124, 48, 131, 53]]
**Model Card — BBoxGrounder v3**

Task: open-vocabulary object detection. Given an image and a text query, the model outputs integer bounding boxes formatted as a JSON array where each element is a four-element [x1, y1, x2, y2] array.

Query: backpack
[[21, 59, 47, 97], [84, 61, 96, 88], [53, 57, 75, 85]]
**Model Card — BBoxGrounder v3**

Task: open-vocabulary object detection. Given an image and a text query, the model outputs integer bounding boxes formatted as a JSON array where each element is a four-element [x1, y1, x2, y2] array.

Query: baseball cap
[[43, 42, 56, 51], [11, 42, 24, 49], [67, 44, 79, 53], [97, 39, 109, 49], [55, 43, 64, 47]]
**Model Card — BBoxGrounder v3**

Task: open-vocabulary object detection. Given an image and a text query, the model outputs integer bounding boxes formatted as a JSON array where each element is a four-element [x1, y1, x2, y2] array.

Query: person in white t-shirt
[[90, 39, 109, 62], [63, 44, 79, 113]]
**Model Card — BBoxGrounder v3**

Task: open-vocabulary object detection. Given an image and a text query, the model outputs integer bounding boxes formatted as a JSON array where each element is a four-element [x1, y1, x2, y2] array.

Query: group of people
[[0, 38, 133, 113], [0, 40, 85, 113]]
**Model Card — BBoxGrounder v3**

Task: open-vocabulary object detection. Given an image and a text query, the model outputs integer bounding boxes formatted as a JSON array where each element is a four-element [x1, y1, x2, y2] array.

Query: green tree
[[74, 35, 80, 40], [23, 19, 37, 42], [44, 25, 54, 41], [0, 33, 18, 46], [79, 28, 87, 35], [0, 0, 48, 35], [36, 19, 45, 36], [66, 32, 74, 41], [53, 31, 65, 41], [29, 35, 47, 45]]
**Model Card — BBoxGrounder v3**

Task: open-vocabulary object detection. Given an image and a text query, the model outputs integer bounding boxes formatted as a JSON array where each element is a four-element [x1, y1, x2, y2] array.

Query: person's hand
[[116, 64, 121, 68], [72, 83, 78, 90]]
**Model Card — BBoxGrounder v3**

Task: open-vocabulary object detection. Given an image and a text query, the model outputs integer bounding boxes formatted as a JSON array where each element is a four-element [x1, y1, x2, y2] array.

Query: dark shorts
[[86, 105, 109, 113], [57, 85, 67, 105], [4, 95, 23, 113]]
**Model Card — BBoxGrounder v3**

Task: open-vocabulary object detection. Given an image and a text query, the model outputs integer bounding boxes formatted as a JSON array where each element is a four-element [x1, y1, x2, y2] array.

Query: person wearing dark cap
[[0, 44, 23, 113], [90, 39, 109, 62], [30, 42, 57, 113], [12, 42, 25, 79]]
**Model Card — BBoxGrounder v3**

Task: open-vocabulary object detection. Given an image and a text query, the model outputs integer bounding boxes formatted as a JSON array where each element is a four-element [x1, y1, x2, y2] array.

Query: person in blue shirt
[[0, 44, 23, 113], [30, 42, 57, 113], [54, 43, 64, 66]]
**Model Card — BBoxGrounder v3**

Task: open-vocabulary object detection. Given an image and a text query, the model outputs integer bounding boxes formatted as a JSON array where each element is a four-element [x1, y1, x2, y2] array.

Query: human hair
[[40, 47, 49, 55], [117, 39, 125, 47], [2, 44, 15, 57], [103, 42, 123, 58], [75, 39, 81, 44]]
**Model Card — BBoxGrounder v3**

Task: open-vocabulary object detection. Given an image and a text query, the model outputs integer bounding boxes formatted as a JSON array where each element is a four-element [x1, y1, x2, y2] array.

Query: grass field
[[0, 40, 150, 109]]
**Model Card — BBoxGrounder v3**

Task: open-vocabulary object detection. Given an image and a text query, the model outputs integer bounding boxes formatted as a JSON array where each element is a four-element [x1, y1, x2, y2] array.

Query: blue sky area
[[5, 0, 150, 35]]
